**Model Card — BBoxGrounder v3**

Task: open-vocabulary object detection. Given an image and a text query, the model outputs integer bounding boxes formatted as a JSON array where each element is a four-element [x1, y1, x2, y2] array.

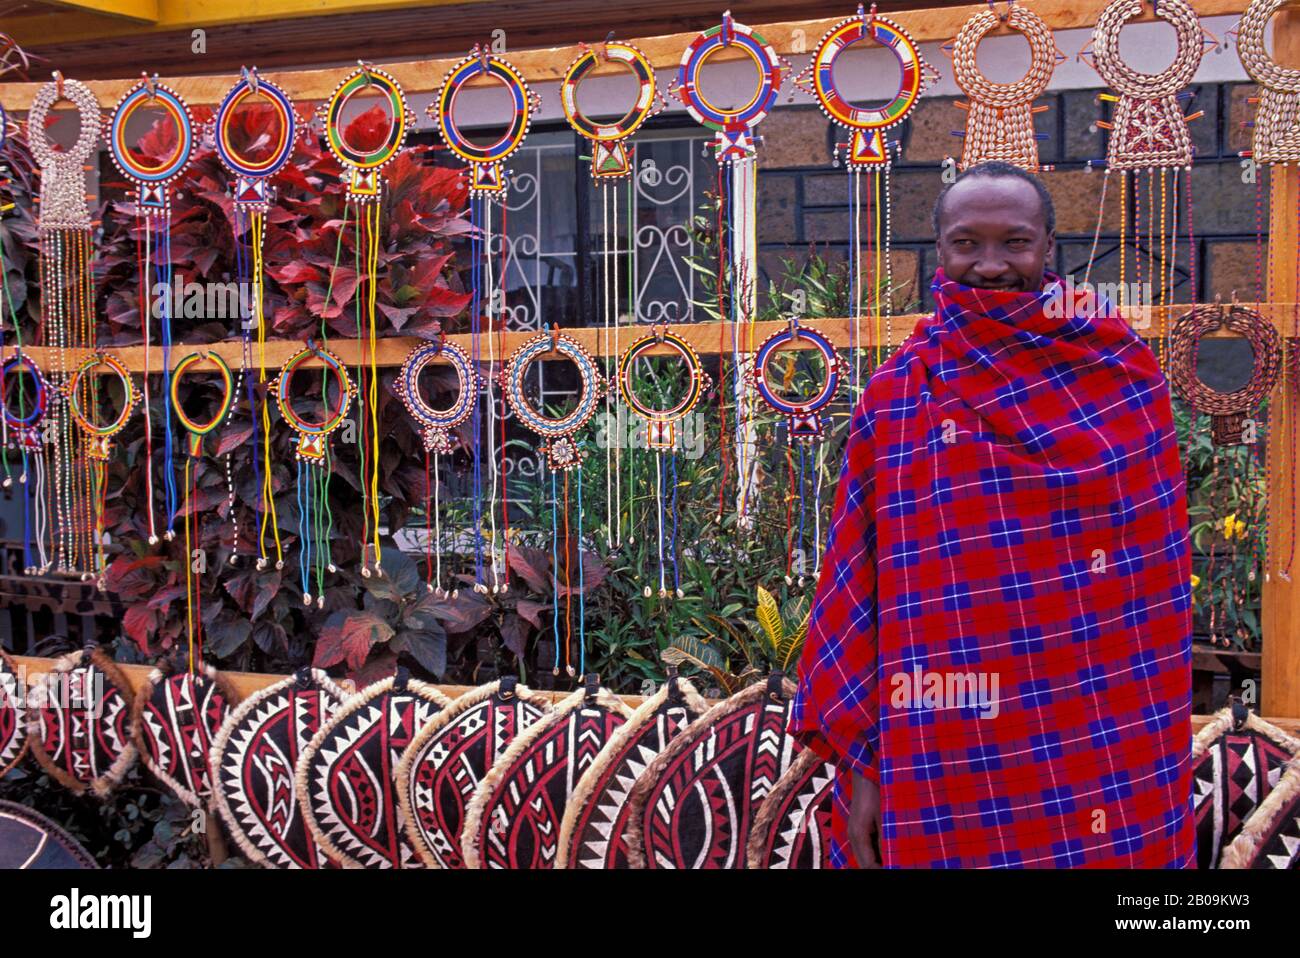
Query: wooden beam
[[1261, 8, 1300, 720], [8, 654, 1293, 733], [4, 306, 1295, 374], [0, 0, 1254, 110], [38, 0, 159, 24]]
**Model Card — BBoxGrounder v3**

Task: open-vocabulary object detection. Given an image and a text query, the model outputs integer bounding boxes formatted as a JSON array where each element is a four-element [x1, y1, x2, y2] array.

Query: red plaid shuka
[[788, 270, 1195, 868]]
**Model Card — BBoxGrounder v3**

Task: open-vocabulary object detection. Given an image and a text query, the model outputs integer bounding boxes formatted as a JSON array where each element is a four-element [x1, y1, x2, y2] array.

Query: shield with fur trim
[[625, 675, 801, 869], [210, 668, 348, 869], [462, 683, 632, 869], [557, 674, 708, 869], [1, 651, 27, 779], [1191, 704, 1300, 868], [133, 658, 240, 808], [0, 800, 98, 868], [1221, 760, 1300, 869], [298, 669, 451, 868], [27, 648, 137, 797], [746, 748, 837, 869], [396, 677, 551, 869]]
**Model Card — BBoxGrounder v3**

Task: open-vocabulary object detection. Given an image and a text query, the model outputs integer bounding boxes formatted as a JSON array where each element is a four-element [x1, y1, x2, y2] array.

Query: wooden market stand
[[1, 0, 1299, 722]]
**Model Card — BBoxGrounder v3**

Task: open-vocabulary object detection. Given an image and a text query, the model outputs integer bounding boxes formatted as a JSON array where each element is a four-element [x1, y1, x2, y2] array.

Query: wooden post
[[1261, 7, 1300, 717]]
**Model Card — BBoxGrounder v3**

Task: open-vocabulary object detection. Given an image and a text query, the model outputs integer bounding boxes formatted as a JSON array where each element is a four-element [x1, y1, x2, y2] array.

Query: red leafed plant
[[83, 103, 495, 680]]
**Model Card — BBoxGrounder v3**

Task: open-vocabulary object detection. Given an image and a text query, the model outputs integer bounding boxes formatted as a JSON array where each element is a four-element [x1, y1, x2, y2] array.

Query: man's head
[[933, 161, 1055, 292]]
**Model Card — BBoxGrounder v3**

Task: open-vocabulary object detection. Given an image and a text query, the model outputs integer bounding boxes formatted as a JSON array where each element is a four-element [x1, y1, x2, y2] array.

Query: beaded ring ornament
[[618, 325, 712, 599], [272, 342, 356, 463], [171, 351, 237, 654], [1087, 0, 1207, 171], [271, 341, 355, 603], [397, 337, 479, 454], [561, 39, 659, 181], [430, 45, 541, 197], [1169, 305, 1279, 613], [66, 353, 140, 585], [171, 351, 235, 457], [503, 326, 605, 674], [504, 326, 606, 472], [750, 319, 843, 585], [800, 4, 938, 169], [107, 73, 196, 217], [1237, 0, 1300, 165], [215, 67, 298, 211], [320, 62, 412, 203], [1168, 304, 1281, 445], [397, 336, 480, 596], [27, 73, 101, 231], [2, 357, 51, 573], [674, 11, 784, 164], [750, 319, 842, 445], [617, 325, 712, 452], [949, 1, 1063, 171], [66, 353, 140, 462]]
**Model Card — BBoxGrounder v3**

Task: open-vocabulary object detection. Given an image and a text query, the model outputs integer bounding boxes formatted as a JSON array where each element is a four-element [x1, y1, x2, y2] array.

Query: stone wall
[[755, 81, 1265, 316]]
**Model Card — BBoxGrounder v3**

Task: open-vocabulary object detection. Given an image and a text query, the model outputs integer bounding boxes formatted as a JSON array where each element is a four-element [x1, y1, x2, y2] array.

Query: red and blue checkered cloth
[[789, 271, 1195, 868]]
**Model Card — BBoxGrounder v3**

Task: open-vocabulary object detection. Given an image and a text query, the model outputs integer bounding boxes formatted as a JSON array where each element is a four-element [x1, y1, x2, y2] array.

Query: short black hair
[[932, 160, 1056, 236]]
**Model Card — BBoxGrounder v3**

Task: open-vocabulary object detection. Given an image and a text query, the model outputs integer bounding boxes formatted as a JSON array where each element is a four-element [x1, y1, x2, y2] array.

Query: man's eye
[[1007, 239, 1029, 248]]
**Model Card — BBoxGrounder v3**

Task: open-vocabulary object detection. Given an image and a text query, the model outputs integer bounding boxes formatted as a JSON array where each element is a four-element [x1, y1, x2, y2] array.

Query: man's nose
[[974, 254, 1009, 277]]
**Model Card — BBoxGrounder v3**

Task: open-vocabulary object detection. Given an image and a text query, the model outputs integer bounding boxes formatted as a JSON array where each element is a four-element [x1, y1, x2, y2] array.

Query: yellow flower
[[1191, 574, 1201, 589], [1223, 514, 1245, 540]]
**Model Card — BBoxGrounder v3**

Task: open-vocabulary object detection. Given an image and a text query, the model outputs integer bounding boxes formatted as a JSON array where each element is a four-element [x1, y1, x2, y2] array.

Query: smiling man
[[788, 161, 1194, 868]]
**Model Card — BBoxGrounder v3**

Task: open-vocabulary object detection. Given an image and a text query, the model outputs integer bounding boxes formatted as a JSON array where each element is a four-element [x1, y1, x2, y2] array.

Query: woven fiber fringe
[[745, 747, 835, 869], [26, 648, 138, 798], [1191, 705, 1300, 764], [295, 673, 452, 869], [208, 668, 348, 869], [624, 676, 797, 869], [461, 685, 632, 870], [131, 658, 241, 809], [556, 676, 708, 869], [395, 678, 553, 869]]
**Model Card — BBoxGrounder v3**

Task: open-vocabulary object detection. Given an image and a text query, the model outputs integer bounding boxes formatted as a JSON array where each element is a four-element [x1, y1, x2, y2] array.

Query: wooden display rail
[[0, 0, 1252, 111], [9, 304, 1297, 373], [10, 654, 1296, 732]]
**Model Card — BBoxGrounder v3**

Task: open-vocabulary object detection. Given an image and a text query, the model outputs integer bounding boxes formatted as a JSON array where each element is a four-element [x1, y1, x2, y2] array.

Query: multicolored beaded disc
[[750, 321, 842, 445], [396, 338, 479, 454], [320, 64, 411, 203], [677, 13, 783, 163], [617, 326, 711, 451], [561, 40, 657, 181], [808, 7, 932, 167], [271, 342, 356, 463], [1, 355, 48, 451], [66, 353, 141, 460], [216, 69, 298, 210], [431, 46, 539, 197], [503, 328, 605, 471], [107, 76, 195, 217]]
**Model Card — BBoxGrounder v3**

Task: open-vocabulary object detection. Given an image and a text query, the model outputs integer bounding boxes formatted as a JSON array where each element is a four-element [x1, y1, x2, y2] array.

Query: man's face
[[935, 176, 1054, 292]]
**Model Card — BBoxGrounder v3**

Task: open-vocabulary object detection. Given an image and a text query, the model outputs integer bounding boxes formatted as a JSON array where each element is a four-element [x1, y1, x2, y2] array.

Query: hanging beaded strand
[[107, 74, 197, 553], [503, 326, 606, 672], [321, 62, 413, 580], [28, 73, 101, 577], [170, 351, 234, 670]]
